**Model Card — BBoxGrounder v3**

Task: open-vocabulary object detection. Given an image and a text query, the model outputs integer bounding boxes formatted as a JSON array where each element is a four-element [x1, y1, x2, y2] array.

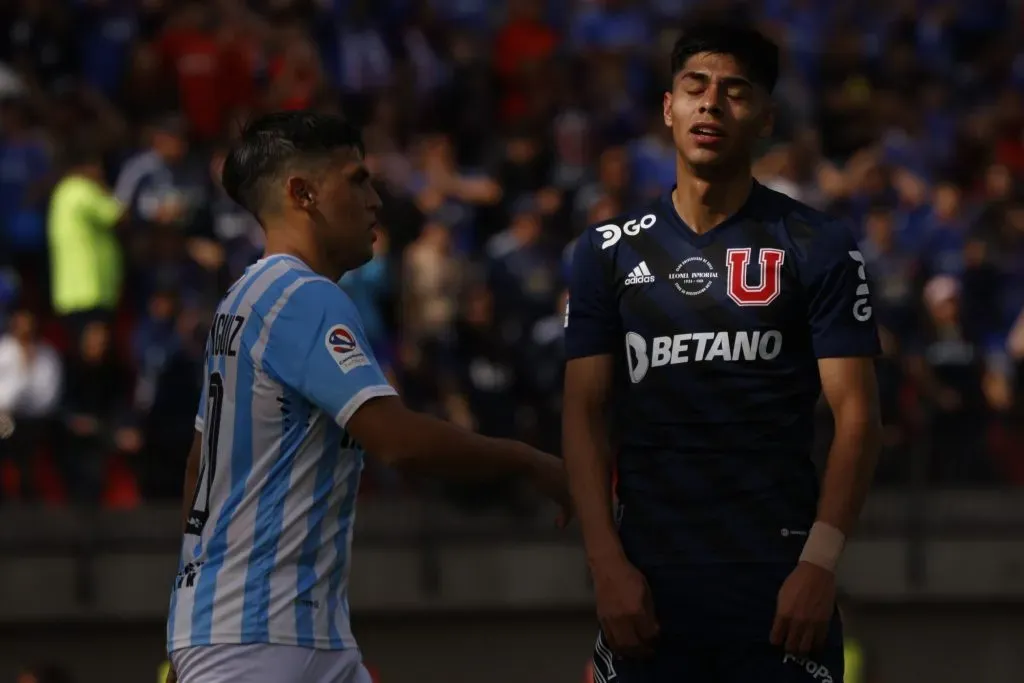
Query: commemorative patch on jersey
[[325, 324, 371, 373]]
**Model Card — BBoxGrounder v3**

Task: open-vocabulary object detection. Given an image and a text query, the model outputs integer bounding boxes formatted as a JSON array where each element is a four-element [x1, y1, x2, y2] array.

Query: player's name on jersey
[[209, 312, 246, 358]]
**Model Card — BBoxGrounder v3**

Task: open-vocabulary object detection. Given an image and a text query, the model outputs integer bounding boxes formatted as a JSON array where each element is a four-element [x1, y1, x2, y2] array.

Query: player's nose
[[698, 83, 725, 116], [698, 101, 724, 116], [367, 184, 383, 213]]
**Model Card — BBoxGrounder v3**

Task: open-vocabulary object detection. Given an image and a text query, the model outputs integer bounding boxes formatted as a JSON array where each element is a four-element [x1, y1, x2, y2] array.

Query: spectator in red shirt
[[157, 1, 255, 141], [494, 0, 559, 123], [265, 22, 323, 112]]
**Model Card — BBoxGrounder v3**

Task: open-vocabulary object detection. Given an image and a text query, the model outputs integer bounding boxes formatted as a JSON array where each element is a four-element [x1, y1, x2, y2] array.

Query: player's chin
[[358, 243, 375, 265], [683, 149, 731, 170]]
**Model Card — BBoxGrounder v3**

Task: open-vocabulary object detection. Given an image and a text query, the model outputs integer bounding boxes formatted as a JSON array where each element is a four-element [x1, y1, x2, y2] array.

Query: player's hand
[[771, 560, 836, 656], [592, 555, 659, 658]]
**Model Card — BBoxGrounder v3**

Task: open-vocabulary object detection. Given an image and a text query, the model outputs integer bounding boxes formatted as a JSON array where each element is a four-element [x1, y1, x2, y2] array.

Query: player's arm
[[563, 355, 620, 564], [263, 279, 566, 504], [772, 219, 883, 656], [800, 229, 883, 568], [773, 357, 880, 655], [562, 231, 622, 566], [346, 395, 558, 486], [814, 357, 882, 549], [562, 230, 658, 655]]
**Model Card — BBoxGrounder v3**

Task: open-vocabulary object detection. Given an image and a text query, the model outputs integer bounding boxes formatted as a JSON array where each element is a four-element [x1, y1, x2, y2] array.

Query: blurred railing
[[1, 472, 1024, 623], [3, 391, 1024, 620]]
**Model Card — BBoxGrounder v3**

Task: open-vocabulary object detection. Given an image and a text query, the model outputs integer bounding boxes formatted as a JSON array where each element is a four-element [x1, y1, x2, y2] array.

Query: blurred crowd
[[1, 0, 1024, 507]]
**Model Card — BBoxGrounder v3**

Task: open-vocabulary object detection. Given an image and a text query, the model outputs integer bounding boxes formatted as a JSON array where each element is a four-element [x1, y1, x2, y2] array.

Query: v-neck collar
[[661, 179, 764, 248]]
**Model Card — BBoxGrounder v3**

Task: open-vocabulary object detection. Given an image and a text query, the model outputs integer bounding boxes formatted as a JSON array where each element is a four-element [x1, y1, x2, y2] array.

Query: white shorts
[[171, 644, 373, 683]]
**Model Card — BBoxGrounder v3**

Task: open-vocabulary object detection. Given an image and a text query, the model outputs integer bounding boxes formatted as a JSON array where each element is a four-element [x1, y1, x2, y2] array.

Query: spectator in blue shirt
[[485, 194, 561, 342]]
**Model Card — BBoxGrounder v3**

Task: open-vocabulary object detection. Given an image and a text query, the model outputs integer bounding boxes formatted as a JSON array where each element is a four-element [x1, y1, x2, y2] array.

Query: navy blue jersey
[[565, 183, 880, 568]]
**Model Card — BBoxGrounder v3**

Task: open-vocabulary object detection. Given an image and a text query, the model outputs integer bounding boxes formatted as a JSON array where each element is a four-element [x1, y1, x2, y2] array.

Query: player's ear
[[662, 91, 673, 128], [286, 176, 317, 210]]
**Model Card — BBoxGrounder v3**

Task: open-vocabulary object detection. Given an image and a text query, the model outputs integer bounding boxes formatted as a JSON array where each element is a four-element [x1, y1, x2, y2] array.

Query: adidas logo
[[624, 261, 655, 286]]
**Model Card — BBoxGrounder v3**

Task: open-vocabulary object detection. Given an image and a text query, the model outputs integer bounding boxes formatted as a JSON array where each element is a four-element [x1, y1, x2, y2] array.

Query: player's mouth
[[689, 123, 727, 145]]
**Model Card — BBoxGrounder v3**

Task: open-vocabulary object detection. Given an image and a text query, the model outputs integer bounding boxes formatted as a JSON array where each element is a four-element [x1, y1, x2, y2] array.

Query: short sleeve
[[564, 230, 619, 359], [802, 221, 882, 359], [261, 279, 397, 427]]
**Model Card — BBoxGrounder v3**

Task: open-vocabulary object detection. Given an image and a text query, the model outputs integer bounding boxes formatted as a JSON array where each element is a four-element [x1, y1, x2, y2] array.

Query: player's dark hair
[[670, 22, 779, 93], [222, 111, 364, 218]]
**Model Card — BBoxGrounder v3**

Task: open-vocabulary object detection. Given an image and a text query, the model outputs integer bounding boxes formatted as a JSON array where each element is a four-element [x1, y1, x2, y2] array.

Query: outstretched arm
[[264, 278, 567, 508], [345, 394, 566, 506]]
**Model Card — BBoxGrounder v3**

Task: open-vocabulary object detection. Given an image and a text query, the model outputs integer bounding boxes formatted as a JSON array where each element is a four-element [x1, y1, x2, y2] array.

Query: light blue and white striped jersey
[[166, 254, 397, 653]]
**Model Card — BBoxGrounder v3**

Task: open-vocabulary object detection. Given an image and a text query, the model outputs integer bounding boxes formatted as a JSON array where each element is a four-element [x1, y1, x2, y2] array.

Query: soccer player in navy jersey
[[563, 23, 882, 683]]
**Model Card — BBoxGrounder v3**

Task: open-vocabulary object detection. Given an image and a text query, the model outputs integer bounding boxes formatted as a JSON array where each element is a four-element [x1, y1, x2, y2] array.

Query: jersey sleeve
[[261, 279, 398, 427], [564, 230, 619, 359], [801, 219, 882, 359]]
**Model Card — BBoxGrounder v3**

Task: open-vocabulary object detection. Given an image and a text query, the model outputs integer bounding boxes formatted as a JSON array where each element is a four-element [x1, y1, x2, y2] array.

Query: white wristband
[[798, 522, 846, 573]]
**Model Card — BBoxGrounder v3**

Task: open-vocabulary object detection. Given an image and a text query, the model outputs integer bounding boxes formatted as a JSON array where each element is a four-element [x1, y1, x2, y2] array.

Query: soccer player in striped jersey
[[563, 23, 882, 683], [166, 112, 569, 683]]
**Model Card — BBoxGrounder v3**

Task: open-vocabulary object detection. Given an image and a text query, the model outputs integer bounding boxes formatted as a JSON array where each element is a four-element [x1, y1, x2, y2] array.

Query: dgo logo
[[847, 250, 873, 322], [596, 214, 657, 250]]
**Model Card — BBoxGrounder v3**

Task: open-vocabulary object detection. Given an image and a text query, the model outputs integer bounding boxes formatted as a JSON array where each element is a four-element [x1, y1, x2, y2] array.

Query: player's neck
[[672, 167, 754, 235], [262, 232, 344, 282]]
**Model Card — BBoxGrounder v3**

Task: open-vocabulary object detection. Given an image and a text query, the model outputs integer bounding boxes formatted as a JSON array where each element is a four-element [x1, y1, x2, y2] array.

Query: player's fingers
[[769, 614, 789, 647], [785, 620, 809, 655], [640, 583, 659, 632], [796, 622, 817, 656], [608, 619, 648, 658], [635, 607, 660, 641], [812, 619, 830, 651], [600, 619, 628, 655], [624, 622, 655, 658]]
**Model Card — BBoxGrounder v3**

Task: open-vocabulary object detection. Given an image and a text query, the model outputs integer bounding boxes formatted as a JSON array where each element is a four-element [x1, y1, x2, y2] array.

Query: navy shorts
[[592, 618, 844, 683], [591, 564, 845, 683]]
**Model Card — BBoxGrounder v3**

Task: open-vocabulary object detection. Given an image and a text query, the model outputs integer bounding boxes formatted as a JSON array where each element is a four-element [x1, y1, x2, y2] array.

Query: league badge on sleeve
[[325, 324, 371, 373]]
